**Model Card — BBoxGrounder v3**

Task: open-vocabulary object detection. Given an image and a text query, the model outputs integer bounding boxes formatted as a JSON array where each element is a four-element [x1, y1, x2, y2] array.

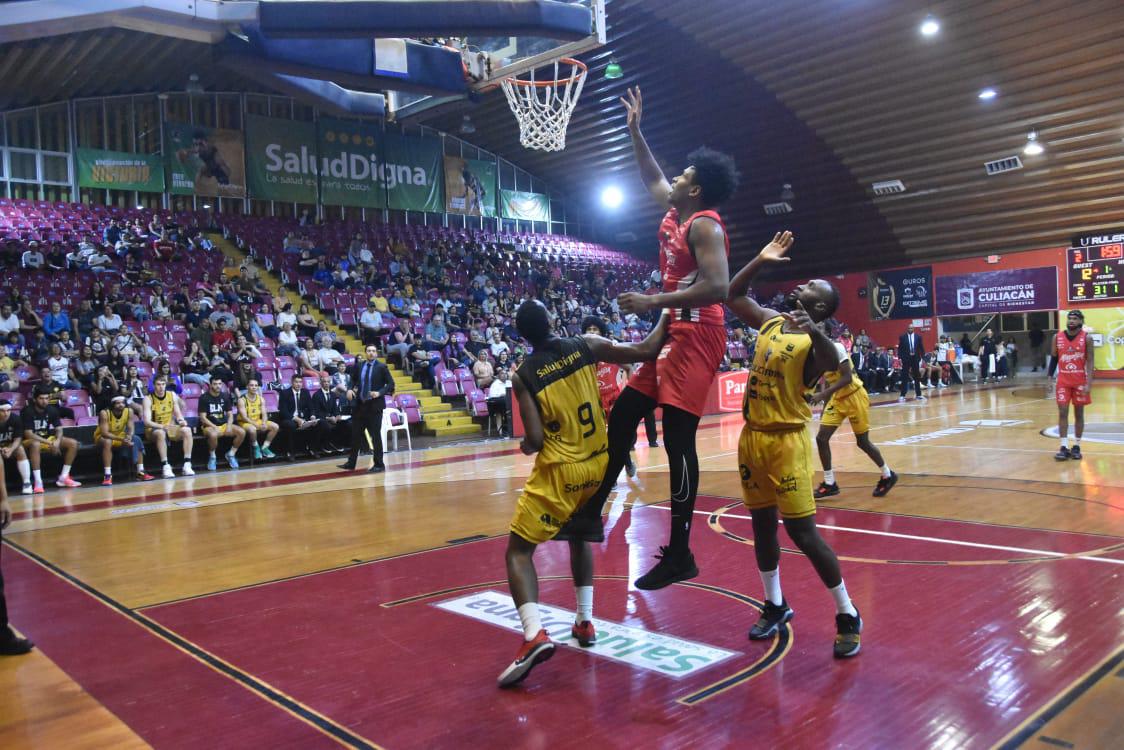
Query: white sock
[[104, 467, 112, 477], [137, 463, 145, 473], [60, 465, 71, 479], [183, 461, 191, 469], [575, 586, 593, 623], [1074, 438, 1081, 446], [209, 451, 216, 458], [879, 463, 892, 479], [262, 440, 271, 449], [1060, 437, 1069, 448], [829, 580, 858, 617], [517, 602, 542, 641], [760, 568, 783, 606], [823, 469, 836, 485], [33, 469, 42, 485], [16, 459, 30, 483]]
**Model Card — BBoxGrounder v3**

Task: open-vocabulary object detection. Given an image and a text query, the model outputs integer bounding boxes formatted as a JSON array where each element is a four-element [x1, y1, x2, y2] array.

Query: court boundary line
[[992, 645, 1124, 750], [2, 537, 386, 750]]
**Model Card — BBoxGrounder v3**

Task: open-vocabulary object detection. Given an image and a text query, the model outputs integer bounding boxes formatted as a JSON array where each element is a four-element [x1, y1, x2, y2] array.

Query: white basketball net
[[501, 58, 587, 152]]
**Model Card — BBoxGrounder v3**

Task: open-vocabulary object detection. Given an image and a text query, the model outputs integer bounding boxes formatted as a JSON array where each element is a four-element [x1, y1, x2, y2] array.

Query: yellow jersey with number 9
[[149, 391, 175, 425], [517, 336, 607, 466], [743, 316, 815, 431]]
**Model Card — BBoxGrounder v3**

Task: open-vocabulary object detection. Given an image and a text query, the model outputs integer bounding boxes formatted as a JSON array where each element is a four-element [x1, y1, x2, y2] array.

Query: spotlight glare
[[600, 186, 623, 209], [920, 16, 940, 36], [1023, 131, 1044, 156], [978, 88, 997, 100]]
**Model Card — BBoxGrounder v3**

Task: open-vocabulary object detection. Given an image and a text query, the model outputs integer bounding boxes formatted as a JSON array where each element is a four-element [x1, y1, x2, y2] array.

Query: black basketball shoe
[[748, 599, 794, 640], [634, 546, 698, 590]]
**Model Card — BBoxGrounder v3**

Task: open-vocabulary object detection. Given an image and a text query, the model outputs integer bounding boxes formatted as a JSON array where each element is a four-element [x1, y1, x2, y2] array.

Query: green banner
[[164, 121, 246, 198], [76, 148, 164, 192], [317, 118, 386, 208], [500, 189, 550, 222], [444, 156, 496, 217], [245, 114, 318, 203], [383, 132, 443, 212]]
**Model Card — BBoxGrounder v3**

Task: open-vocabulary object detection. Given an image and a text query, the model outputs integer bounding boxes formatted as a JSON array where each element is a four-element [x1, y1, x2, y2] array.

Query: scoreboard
[[1067, 242, 1124, 302]]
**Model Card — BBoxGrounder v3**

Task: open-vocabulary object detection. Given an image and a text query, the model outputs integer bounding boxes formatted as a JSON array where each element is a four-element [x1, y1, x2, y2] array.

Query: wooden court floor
[[1, 378, 1122, 749]]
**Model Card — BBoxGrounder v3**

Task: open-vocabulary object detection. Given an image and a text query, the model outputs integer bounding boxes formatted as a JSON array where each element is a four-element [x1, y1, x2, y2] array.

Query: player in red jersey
[[557, 87, 738, 590], [1051, 310, 1094, 460], [583, 316, 637, 478]]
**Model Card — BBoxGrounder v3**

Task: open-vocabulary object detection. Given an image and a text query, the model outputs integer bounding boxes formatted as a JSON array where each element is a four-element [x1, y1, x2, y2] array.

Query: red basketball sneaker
[[571, 620, 597, 647], [497, 629, 555, 688]]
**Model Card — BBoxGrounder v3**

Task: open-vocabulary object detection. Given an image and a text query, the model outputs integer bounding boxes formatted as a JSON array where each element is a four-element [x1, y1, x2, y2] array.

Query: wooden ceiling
[[4, 1, 1124, 278]]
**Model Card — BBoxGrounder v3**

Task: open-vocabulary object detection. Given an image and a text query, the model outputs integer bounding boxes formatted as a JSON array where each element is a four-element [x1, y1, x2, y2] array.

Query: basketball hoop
[[500, 58, 587, 152]]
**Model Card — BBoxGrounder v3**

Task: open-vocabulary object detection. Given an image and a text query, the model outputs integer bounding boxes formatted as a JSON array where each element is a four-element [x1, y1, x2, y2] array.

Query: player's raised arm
[[622, 87, 671, 208], [511, 372, 543, 455], [584, 312, 670, 364], [726, 231, 794, 329]]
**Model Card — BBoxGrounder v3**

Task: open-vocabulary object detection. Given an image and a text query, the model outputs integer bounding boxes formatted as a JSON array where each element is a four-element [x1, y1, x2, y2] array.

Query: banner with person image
[[499, 189, 550, 222], [444, 156, 497, 217], [164, 121, 246, 198]]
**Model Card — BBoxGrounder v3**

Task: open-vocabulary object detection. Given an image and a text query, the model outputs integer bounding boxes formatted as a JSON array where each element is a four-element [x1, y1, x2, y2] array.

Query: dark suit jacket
[[347, 358, 396, 404], [311, 389, 343, 419], [279, 387, 315, 421], [898, 333, 923, 362]]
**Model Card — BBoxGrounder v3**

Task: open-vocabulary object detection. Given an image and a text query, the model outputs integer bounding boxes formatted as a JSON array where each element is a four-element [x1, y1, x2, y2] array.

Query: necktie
[[362, 362, 372, 401], [909, 336, 914, 354]]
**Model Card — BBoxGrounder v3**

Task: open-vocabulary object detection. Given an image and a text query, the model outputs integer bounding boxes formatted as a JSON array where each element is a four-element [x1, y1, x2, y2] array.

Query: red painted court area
[[7, 496, 1124, 749]]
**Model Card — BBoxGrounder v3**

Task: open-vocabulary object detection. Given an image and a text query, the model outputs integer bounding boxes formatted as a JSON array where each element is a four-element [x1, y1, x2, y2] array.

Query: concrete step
[[424, 414, 478, 429], [427, 423, 483, 437]]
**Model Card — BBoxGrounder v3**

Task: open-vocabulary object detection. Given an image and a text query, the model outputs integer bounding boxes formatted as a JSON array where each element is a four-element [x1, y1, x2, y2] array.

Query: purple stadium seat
[[181, 382, 203, 398], [395, 394, 422, 423], [276, 355, 296, 371], [277, 368, 295, 383], [76, 414, 100, 427], [181, 398, 199, 418], [261, 389, 279, 413]]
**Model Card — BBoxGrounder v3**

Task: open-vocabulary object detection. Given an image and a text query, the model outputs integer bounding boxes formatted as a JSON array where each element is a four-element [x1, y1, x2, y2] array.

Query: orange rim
[[503, 58, 588, 88]]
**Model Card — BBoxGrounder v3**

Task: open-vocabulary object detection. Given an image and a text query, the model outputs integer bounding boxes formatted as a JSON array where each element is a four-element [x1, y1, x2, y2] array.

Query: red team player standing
[[1052, 309, 1095, 461]]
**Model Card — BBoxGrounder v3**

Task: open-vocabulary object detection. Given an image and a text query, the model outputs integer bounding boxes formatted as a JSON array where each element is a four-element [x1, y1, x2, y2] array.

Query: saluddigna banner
[[245, 114, 318, 203], [164, 121, 246, 198], [76, 148, 164, 192], [383, 132, 443, 212], [444, 156, 497, 217], [317, 118, 386, 209], [500, 189, 550, 222]]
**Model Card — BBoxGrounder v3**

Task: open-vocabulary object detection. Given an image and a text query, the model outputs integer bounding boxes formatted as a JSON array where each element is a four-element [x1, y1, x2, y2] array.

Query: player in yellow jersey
[[725, 231, 862, 659], [237, 379, 279, 460], [143, 375, 194, 478], [95, 396, 154, 485], [498, 300, 668, 688], [811, 338, 897, 499]]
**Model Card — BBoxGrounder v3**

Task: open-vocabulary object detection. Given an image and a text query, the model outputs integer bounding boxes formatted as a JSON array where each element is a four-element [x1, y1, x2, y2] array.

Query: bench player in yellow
[[95, 395, 154, 485], [236, 379, 278, 460], [724, 231, 863, 659], [143, 375, 194, 478], [498, 300, 668, 688], [811, 338, 898, 498]]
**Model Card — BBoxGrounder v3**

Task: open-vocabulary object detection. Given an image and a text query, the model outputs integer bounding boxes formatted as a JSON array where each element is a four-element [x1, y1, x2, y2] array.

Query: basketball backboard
[[388, 0, 605, 120]]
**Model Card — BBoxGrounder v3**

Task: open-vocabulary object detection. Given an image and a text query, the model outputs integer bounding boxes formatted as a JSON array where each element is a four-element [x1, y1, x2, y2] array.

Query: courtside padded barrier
[[257, 0, 592, 40]]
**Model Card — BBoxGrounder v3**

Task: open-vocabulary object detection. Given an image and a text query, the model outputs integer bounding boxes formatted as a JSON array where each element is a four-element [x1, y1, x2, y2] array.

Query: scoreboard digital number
[[1068, 243, 1124, 302]]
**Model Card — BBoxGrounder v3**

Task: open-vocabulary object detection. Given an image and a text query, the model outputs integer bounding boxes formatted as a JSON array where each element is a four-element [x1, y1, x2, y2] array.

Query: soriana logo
[[717, 371, 748, 412]]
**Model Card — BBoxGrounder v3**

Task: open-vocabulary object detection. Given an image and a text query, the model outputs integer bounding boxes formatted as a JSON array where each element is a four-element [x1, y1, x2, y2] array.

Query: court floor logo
[[435, 591, 738, 678]]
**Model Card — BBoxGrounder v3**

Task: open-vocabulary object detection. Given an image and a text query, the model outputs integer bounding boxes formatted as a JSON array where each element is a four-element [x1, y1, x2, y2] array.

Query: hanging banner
[[317, 118, 386, 208], [76, 148, 164, 192], [244, 114, 318, 203], [164, 121, 246, 198], [444, 156, 497, 217], [868, 267, 933, 319], [500, 189, 550, 222], [934, 267, 1058, 315], [383, 132, 443, 212]]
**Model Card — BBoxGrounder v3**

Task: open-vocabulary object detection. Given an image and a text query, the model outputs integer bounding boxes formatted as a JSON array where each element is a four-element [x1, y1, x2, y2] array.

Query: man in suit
[[340, 344, 395, 474], [851, 345, 876, 393], [312, 371, 347, 451], [897, 324, 925, 400], [278, 373, 325, 460]]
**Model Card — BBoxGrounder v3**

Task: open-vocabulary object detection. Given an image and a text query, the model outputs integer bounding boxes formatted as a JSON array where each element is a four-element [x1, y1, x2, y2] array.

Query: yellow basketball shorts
[[738, 424, 816, 519], [510, 452, 609, 544], [820, 388, 870, 435]]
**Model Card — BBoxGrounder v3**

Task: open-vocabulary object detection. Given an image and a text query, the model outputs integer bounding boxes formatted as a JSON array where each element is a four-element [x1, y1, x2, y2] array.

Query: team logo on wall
[[957, 287, 975, 310], [868, 267, 933, 320]]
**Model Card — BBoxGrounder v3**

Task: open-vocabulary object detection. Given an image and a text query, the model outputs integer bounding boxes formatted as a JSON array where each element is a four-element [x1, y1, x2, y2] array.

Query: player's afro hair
[[516, 299, 552, 346], [581, 316, 607, 336], [686, 147, 740, 208]]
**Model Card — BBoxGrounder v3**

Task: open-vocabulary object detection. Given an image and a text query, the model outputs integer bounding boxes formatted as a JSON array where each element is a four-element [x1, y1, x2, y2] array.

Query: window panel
[[6, 110, 37, 148], [75, 100, 104, 148], [9, 150, 37, 181]]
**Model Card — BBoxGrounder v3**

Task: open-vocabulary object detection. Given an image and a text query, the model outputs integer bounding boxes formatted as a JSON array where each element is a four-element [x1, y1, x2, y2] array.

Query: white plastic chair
[[381, 407, 411, 452]]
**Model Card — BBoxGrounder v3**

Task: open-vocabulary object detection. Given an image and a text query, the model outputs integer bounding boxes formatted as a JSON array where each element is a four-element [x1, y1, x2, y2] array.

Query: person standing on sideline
[[725, 231, 864, 659], [340, 344, 395, 473], [812, 339, 898, 498], [556, 87, 737, 592], [1, 460, 34, 655], [1052, 310, 1094, 460], [498, 300, 667, 688], [897, 324, 924, 400]]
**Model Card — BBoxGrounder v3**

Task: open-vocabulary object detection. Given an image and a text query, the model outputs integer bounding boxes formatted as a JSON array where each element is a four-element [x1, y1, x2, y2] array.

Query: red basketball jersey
[[596, 362, 622, 413], [1056, 329, 1088, 383], [657, 208, 729, 326]]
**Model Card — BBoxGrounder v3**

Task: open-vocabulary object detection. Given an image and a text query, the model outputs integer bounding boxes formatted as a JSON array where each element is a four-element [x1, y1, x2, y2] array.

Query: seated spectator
[[148, 359, 185, 396], [311, 372, 348, 451], [299, 338, 324, 377], [85, 245, 114, 271], [42, 302, 70, 342], [21, 385, 82, 490], [473, 351, 494, 390], [229, 333, 262, 364], [44, 344, 80, 390], [319, 343, 344, 371], [384, 319, 413, 365], [180, 341, 212, 386], [0, 305, 22, 345], [198, 379, 246, 471], [295, 304, 318, 337], [486, 368, 511, 435], [27, 330, 50, 366], [489, 331, 510, 359], [89, 363, 120, 412], [46, 243, 67, 272], [97, 304, 123, 334], [359, 302, 386, 346], [2, 239, 22, 268], [313, 321, 342, 353], [142, 375, 194, 478], [95, 396, 153, 485], [149, 289, 173, 321], [208, 302, 237, 330], [232, 360, 262, 396], [211, 318, 235, 350], [423, 312, 450, 351], [276, 322, 300, 358], [207, 345, 235, 384], [18, 301, 42, 341], [388, 289, 407, 317], [21, 241, 45, 270], [66, 238, 98, 269]]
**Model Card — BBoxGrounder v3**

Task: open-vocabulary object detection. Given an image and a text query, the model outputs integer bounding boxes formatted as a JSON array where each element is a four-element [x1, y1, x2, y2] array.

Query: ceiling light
[[600, 186, 623, 209], [604, 58, 623, 80], [779, 183, 795, 201], [1023, 131, 1044, 156], [920, 16, 940, 36], [978, 88, 997, 100], [459, 114, 476, 135]]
